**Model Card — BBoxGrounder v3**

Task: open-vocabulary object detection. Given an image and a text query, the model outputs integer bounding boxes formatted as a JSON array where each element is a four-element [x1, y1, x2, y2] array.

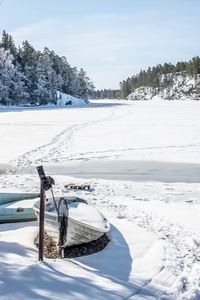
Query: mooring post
[[36, 165, 55, 262], [38, 180, 45, 261], [36, 165, 46, 262]]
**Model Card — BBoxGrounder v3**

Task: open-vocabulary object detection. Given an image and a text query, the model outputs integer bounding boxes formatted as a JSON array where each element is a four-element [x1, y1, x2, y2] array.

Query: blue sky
[[0, 0, 200, 89]]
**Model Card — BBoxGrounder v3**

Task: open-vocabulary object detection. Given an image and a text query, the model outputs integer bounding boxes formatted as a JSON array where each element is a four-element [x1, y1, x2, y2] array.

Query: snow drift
[[57, 92, 89, 106]]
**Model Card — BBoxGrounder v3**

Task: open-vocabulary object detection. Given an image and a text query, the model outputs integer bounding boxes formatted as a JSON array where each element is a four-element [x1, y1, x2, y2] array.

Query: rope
[[50, 187, 59, 215]]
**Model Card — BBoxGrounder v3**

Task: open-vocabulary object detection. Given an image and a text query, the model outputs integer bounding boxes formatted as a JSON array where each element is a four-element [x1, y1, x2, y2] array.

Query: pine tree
[[0, 47, 26, 105], [120, 81, 129, 98], [0, 30, 17, 60]]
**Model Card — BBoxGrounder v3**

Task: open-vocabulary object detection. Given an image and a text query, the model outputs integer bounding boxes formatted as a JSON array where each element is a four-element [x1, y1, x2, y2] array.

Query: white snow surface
[[0, 99, 200, 299]]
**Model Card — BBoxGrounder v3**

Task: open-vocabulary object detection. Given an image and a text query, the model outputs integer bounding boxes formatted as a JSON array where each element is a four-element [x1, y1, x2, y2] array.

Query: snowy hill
[[57, 92, 89, 106], [127, 74, 200, 101]]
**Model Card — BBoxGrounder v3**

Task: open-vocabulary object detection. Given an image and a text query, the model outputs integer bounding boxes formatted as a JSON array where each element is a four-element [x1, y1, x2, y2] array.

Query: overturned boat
[[0, 192, 39, 205], [0, 192, 39, 223], [33, 196, 110, 247], [0, 207, 36, 223]]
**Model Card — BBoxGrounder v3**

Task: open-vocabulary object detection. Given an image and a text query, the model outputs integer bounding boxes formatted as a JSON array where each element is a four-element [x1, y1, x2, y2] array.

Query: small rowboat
[[33, 196, 110, 247], [0, 192, 39, 223], [0, 192, 40, 205]]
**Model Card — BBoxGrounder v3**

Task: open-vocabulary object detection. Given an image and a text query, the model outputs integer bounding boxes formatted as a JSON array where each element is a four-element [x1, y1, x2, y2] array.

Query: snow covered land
[[127, 74, 200, 101], [1, 99, 200, 299], [56, 92, 89, 106]]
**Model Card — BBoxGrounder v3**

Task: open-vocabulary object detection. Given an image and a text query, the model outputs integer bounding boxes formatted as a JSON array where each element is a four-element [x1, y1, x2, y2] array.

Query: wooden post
[[36, 165, 47, 262], [36, 165, 55, 262], [38, 179, 45, 261]]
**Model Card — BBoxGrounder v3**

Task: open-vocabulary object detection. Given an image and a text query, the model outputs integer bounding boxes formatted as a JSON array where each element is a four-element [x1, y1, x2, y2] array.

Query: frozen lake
[[1, 100, 200, 299]]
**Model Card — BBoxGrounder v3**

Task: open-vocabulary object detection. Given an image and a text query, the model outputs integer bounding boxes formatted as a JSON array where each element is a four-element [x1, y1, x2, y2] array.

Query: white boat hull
[[33, 196, 110, 247]]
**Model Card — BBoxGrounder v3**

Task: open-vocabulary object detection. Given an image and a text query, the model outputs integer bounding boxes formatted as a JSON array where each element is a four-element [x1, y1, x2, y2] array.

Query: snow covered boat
[[33, 196, 110, 247], [0, 207, 36, 223], [0, 192, 40, 205]]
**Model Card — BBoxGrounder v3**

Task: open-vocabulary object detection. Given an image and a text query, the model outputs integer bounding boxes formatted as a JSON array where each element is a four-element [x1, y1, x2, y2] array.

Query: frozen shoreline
[[17, 159, 200, 183]]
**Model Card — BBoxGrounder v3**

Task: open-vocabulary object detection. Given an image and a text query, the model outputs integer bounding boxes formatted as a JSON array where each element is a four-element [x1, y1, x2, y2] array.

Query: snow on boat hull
[[43, 213, 106, 247], [0, 192, 40, 205], [0, 207, 36, 223], [33, 196, 110, 247]]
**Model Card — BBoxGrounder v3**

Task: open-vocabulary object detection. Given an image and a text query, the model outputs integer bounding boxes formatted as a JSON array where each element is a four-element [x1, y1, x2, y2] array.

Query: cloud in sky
[[11, 19, 57, 39], [1, 0, 200, 89]]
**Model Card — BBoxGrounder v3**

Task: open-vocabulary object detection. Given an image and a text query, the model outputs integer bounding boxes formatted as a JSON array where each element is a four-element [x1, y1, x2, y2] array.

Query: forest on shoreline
[[0, 31, 94, 106]]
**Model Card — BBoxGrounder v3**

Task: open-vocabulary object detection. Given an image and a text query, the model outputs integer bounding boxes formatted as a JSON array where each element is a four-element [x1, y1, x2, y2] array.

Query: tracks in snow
[[89, 183, 200, 299], [10, 104, 200, 168], [12, 107, 132, 167]]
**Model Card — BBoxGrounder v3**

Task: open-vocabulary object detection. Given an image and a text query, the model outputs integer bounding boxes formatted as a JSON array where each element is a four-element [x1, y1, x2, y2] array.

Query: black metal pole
[[36, 165, 55, 262], [38, 179, 45, 261]]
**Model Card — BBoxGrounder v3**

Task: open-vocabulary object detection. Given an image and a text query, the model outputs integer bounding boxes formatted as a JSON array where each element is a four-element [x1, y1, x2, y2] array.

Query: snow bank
[[57, 92, 89, 106], [0, 92, 89, 111]]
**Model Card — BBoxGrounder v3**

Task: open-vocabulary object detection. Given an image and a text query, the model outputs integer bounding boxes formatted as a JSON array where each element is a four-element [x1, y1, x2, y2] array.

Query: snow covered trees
[[76, 68, 94, 99], [120, 57, 200, 98], [90, 89, 120, 99], [0, 48, 27, 105], [0, 30, 17, 60], [0, 31, 94, 106]]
